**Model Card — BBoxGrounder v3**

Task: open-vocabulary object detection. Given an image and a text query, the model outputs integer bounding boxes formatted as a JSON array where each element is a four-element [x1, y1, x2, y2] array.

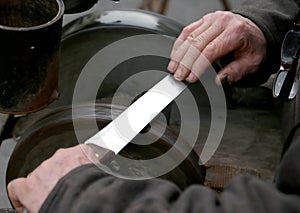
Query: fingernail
[[168, 61, 176, 73], [174, 68, 183, 81], [227, 75, 231, 84], [188, 73, 198, 83], [216, 74, 228, 86], [215, 75, 222, 86]]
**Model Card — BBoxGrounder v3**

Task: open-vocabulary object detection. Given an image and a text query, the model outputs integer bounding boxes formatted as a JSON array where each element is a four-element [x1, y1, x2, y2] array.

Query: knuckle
[[212, 22, 223, 32], [221, 12, 244, 29], [7, 181, 15, 193], [214, 10, 226, 16], [214, 11, 233, 21], [52, 148, 70, 159], [55, 147, 67, 155], [235, 22, 247, 33], [203, 40, 219, 60], [192, 34, 207, 48], [37, 159, 51, 173], [202, 48, 214, 60], [182, 26, 194, 36], [207, 39, 218, 50]]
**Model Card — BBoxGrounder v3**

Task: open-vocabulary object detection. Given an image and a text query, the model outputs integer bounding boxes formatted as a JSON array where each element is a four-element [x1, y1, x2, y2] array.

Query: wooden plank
[[139, 0, 170, 15]]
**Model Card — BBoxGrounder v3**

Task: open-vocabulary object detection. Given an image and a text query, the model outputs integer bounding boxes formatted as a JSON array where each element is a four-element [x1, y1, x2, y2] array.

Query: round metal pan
[[48, 9, 183, 109], [6, 102, 205, 190]]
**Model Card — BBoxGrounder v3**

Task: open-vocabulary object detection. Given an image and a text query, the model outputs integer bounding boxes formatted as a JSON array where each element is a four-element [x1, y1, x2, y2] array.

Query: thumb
[[7, 178, 28, 213], [216, 58, 250, 84]]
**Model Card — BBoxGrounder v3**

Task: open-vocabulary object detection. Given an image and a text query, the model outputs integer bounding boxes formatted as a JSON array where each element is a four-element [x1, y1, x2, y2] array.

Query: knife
[[84, 74, 188, 164]]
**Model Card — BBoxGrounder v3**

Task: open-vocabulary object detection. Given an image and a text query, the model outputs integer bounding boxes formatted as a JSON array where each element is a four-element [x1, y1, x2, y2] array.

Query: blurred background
[[63, 0, 241, 26]]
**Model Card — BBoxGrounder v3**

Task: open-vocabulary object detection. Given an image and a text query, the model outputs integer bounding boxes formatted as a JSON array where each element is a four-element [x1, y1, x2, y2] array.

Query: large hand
[[168, 11, 267, 84], [7, 144, 99, 213]]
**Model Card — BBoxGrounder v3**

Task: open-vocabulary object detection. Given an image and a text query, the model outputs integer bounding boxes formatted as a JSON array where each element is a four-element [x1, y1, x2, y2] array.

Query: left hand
[[7, 144, 99, 213], [168, 11, 267, 84]]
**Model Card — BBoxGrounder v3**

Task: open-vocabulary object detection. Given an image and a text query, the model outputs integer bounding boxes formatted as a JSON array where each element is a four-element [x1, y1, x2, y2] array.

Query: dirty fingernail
[[216, 74, 230, 86], [174, 68, 183, 81], [168, 60, 176, 73]]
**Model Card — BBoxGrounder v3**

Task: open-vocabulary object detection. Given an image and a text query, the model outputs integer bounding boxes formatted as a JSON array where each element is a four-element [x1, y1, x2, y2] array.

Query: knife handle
[[86, 144, 116, 165]]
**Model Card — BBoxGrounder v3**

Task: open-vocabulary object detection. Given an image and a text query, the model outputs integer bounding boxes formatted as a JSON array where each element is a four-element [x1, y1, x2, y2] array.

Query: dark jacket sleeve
[[39, 132, 300, 213], [230, 0, 300, 86]]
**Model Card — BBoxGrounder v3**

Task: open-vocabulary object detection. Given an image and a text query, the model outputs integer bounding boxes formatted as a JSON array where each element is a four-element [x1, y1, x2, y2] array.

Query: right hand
[[167, 11, 267, 84], [7, 144, 99, 213]]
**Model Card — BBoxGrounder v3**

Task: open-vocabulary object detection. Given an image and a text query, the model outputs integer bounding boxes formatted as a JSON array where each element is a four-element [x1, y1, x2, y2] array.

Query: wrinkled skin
[[167, 11, 267, 84], [7, 144, 99, 213]]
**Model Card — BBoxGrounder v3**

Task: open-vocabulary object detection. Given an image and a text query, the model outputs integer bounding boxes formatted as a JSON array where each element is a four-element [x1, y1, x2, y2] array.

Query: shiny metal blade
[[84, 74, 187, 154]]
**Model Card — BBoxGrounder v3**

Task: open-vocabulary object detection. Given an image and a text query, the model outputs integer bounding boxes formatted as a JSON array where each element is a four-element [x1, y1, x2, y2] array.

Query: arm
[[7, 131, 300, 213], [39, 129, 300, 213], [39, 162, 300, 213], [7, 145, 99, 213]]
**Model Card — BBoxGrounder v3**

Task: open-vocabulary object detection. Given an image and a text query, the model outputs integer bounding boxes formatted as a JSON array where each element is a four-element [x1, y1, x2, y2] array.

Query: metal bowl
[[7, 102, 205, 190]]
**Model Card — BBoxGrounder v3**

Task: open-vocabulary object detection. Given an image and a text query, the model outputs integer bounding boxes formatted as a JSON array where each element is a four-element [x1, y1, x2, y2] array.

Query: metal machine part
[[6, 103, 205, 190], [0, 0, 64, 114], [273, 29, 300, 101]]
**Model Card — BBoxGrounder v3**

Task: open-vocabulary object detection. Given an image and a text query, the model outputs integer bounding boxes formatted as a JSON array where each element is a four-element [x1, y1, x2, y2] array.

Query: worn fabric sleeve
[[40, 121, 300, 212], [230, 0, 300, 86], [40, 139, 300, 213]]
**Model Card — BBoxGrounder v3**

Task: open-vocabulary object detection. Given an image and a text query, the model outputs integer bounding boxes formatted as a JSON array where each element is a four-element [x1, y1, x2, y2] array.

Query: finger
[[185, 17, 218, 41], [180, 24, 224, 72], [174, 64, 190, 81], [168, 19, 205, 72], [217, 58, 250, 83], [215, 74, 229, 86], [187, 72, 198, 83], [188, 53, 213, 82], [171, 18, 208, 54], [54, 145, 96, 166], [174, 44, 200, 81], [170, 38, 192, 63], [177, 18, 205, 41], [168, 38, 190, 73], [168, 39, 183, 73], [79, 144, 99, 164], [180, 45, 201, 70], [172, 21, 225, 79], [167, 59, 179, 73], [190, 31, 243, 81], [7, 178, 27, 212], [171, 38, 184, 55]]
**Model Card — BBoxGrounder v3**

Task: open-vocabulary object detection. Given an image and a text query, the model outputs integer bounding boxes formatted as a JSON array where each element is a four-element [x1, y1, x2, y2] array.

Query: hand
[[7, 144, 99, 213], [168, 11, 267, 84]]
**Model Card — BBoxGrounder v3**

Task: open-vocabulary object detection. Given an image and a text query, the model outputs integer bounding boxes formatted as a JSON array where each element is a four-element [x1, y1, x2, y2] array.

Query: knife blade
[[84, 74, 188, 164]]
